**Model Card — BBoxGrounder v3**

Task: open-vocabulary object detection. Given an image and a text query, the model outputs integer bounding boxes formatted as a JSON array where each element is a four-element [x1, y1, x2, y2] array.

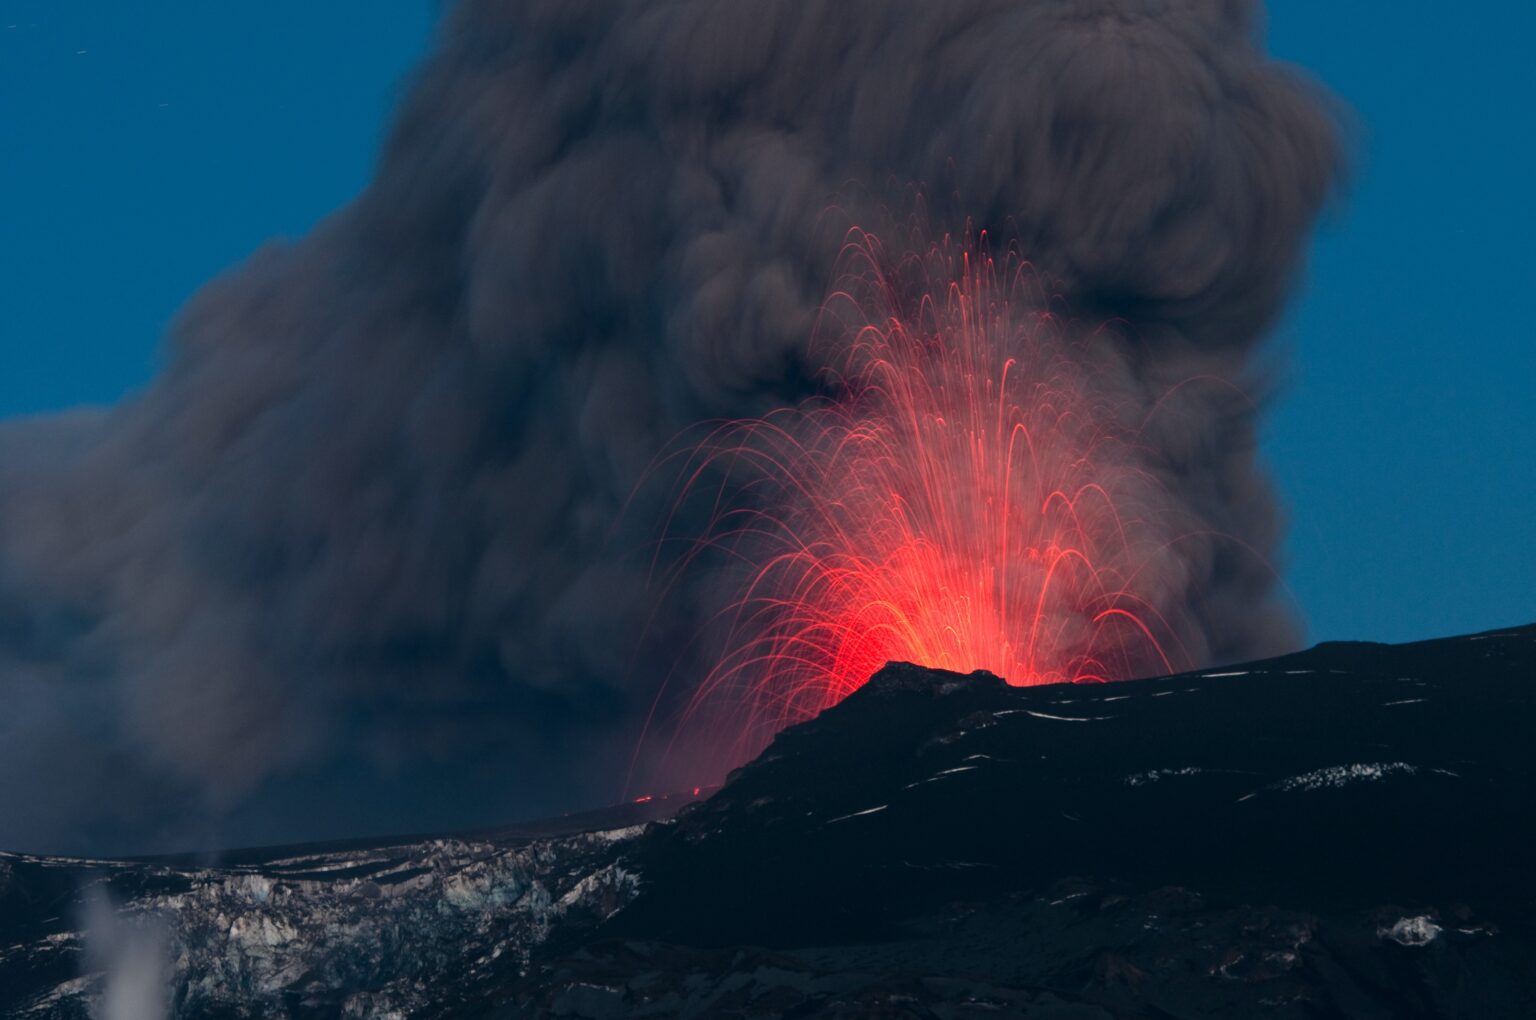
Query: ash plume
[[0, 0, 1340, 853]]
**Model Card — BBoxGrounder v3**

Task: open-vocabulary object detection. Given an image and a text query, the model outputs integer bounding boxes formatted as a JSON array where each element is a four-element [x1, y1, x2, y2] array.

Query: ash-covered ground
[[3, 624, 1533, 1018]]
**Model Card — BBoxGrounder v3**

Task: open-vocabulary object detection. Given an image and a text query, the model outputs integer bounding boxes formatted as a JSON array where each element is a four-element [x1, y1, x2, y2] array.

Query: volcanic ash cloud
[[0, 0, 1341, 852]]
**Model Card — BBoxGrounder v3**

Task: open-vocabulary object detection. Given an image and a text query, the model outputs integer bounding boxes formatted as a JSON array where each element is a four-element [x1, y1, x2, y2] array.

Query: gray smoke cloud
[[0, 0, 1340, 854], [80, 892, 170, 1020]]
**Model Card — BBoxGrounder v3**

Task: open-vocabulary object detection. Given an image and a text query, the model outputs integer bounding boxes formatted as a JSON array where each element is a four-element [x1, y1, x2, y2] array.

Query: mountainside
[[3, 624, 1534, 1018]]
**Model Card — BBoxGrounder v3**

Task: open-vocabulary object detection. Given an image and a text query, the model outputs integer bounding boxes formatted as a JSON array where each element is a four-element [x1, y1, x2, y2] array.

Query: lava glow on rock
[[655, 229, 1191, 764]]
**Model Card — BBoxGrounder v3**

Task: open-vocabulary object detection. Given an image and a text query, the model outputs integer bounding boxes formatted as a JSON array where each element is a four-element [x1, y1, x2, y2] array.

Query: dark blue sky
[[1, 2, 1531, 645]]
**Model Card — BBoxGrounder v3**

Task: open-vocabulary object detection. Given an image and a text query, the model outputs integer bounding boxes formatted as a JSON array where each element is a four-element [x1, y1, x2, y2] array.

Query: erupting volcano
[[657, 229, 1208, 762], [0, 0, 1343, 856]]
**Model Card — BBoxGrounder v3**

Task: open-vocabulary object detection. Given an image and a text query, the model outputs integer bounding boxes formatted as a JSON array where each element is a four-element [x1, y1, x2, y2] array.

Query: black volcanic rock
[[2, 625, 1534, 1018]]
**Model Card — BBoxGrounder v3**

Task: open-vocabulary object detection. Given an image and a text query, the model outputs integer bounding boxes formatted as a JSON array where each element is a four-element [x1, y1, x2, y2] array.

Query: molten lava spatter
[[661, 231, 1189, 763]]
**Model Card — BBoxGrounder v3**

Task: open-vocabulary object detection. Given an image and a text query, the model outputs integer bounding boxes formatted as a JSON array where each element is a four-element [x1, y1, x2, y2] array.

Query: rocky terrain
[[2, 623, 1533, 1018], [0, 820, 655, 1017]]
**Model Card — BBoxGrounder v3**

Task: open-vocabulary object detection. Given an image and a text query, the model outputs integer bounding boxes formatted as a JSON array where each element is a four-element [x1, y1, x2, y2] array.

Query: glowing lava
[[660, 230, 1187, 763]]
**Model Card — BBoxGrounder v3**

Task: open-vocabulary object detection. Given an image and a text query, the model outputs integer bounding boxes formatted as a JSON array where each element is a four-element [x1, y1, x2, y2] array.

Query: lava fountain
[[654, 229, 1195, 765]]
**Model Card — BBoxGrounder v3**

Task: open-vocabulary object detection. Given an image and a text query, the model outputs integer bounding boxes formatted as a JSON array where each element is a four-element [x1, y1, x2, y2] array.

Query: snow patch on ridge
[[1380, 915, 1442, 946], [1275, 762, 1417, 792], [1237, 762, 1420, 802], [1124, 767, 1203, 787]]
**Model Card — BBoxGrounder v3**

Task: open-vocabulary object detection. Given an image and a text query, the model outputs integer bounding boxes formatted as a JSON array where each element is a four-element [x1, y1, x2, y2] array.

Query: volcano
[[3, 623, 1533, 1018]]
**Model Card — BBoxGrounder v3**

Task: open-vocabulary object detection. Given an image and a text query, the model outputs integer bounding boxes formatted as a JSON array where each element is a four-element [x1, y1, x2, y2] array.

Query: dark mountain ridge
[[2, 623, 1533, 1017]]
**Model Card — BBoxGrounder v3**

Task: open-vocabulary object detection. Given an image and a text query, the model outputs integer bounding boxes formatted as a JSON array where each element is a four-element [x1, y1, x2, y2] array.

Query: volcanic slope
[[3, 624, 1534, 1018]]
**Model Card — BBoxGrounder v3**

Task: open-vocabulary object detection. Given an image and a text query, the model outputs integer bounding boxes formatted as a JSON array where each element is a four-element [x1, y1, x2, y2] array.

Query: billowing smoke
[[0, 0, 1339, 854], [80, 892, 170, 1020]]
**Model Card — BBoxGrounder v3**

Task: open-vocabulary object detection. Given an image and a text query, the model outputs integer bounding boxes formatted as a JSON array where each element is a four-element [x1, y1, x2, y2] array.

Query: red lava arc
[[663, 230, 1187, 763]]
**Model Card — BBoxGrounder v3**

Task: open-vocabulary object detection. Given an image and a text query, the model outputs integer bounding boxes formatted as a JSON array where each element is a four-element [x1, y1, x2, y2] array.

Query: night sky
[[2, 0, 1532, 647]]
